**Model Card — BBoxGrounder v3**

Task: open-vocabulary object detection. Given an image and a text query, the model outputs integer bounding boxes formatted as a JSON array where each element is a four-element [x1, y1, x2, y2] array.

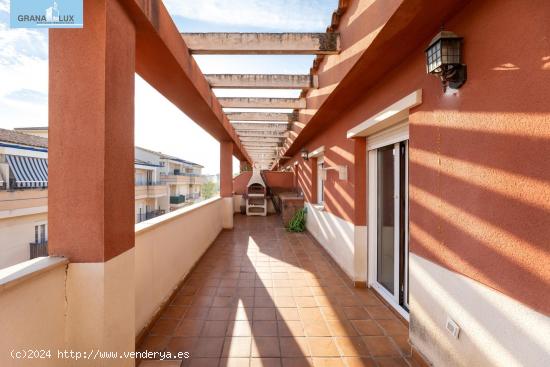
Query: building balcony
[[136, 183, 168, 199], [170, 195, 186, 204], [29, 241, 48, 259], [136, 210, 166, 224]]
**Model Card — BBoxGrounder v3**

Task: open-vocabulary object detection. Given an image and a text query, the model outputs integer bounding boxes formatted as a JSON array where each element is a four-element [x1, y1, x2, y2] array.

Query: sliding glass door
[[369, 138, 409, 316]]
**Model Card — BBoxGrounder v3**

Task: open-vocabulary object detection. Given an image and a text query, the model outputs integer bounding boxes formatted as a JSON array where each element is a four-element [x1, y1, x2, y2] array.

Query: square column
[[220, 141, 234, 228], [48, 0, 135, 363]]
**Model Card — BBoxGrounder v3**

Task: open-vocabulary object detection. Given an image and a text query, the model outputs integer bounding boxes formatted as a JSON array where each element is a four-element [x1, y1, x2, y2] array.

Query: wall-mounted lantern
[[425, 29, 466, 92], [301, 148, 309, 161]]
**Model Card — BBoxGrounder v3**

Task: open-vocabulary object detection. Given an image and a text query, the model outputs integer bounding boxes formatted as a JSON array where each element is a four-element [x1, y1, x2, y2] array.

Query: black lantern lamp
[[301, 148, 309, 161], [426, 29, 466, 91]]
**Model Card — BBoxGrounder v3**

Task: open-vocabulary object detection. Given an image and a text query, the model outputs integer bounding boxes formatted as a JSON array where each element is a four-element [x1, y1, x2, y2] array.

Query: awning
[[6, 155, 48, 188]]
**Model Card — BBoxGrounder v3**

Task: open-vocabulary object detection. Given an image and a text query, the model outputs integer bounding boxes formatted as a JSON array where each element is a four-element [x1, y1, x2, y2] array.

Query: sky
[[0, 0, 336, 174]]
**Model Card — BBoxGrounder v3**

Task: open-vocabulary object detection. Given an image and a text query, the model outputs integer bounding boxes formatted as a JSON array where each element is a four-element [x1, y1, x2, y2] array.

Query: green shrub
[[287, 208, 306, 232]]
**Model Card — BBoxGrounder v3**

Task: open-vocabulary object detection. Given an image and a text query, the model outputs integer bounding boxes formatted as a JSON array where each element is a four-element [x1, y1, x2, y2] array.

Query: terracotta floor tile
[[253, 321, 279, 336], [187, 358, 220, 367], [175, 319, 205, 337], [222, 337, 252, 358], [303, 320, 331, 337], [279, 337, 310, 357], [161, 306, 188, 320], [254, 308, 277, 321], [376, 320, 408, 336], [219, 358, 250, 367], [167, 336, 198, 354], [342, 307, 369, 321], [326, 320, 358, 337], [365, 307, 395, 320], [333, 337, 369, 357], [252, 337, 281, 357], [350, 320, 383, 336], [231, 307, 252, 321], [390, 336, 411, 357], [299, 308, 324, 322], [275, 296, 297, 308], [255, 297, 276, 308], [295, 297, 317, 308], [362, 337, 400, 357], [140, 216, 410, 367], [140, 361, 183, 367], [341, 357, 376, 367], [311, 357, 345, 367], [250, 357, 282, 367], [139, 335, 170, 352], [278, 321, 305, 337], [208, 308, 232, 321], [227, 321, 253, 337], [277, 308, 300, 321], [194, 337, 224, 357], [374, 357, 410, 367], [306, 337, 339, 357], [201, 320, 228, 337], [150, 318, 180, 336], [281, 357, 313, 367]]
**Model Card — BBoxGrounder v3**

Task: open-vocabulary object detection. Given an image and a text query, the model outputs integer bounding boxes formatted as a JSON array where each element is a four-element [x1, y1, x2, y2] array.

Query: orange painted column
[[49, 0, 135, 262], [353, 138, 367, 226], [220, 141, 234, 197], [220, 141, 234, 228]]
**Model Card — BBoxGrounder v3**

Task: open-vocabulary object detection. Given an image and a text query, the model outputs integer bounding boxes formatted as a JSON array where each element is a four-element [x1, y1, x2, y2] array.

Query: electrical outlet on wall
[[446, 317, 460, 339]]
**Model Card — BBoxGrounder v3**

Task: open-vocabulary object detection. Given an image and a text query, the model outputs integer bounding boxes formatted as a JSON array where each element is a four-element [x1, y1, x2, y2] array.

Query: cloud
[[163, 0, 334, 31], [0, 9, 48, 128]]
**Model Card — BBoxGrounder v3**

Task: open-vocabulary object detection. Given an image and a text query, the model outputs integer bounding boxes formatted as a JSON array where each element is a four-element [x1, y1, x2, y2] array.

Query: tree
[[201, 181, 218, 199]]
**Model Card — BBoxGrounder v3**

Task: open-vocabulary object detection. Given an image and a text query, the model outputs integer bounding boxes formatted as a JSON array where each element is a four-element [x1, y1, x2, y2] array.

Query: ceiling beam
[[239, 137, 283, 143], [233, 122, 290, 131], [237, 131, 287, 138], [205, 74, 317, 89], [227, 112, 295, 122], [182, 33, 340, 55], [219, 97, 306, 109]]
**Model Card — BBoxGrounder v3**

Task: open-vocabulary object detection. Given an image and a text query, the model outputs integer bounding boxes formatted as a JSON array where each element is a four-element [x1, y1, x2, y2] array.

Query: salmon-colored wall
[[283, 0, 550, 314], [233, 171, 295, 195], [262, 171, 294, 191], [233, 172, 252, 195]]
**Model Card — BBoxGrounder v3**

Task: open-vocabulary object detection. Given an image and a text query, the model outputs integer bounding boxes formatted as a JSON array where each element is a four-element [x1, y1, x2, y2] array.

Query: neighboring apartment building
[[0, 129, 207, 268], [134, 147, 169, 223], [0, 128, 48, 269], [158, 152, 205, 211]]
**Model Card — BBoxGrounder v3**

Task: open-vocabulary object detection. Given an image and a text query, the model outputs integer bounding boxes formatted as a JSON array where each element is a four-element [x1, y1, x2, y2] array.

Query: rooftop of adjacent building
[[0, 127, 48, 149]]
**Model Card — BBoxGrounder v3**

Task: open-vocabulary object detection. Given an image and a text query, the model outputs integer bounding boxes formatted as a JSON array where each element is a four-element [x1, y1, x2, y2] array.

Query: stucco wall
[[283, 0, 550, 315], [410, 254, 550, 367], [0, 259, 68, 367], [134, 197, 223, 334], [0, 213, 47, 269]]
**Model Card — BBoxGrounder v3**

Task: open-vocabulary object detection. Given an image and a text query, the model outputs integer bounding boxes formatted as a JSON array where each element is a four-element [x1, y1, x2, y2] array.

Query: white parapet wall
[[0, 257, 69, 367], [134, 197, 223, 335], [305, 202, 367, 282], [409, 253, 550, 367]]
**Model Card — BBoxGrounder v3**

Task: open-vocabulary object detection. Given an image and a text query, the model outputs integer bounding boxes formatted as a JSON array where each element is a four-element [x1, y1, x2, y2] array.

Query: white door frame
[[367, 122, 409, 320]]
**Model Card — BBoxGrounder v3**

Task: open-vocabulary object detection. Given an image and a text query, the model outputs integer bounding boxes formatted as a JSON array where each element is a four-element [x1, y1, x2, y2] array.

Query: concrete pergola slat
[[233, 122, 290, 131], [219, 97, 306, 109], [226, 112, 295, 122], [206, 74, 317, 89], [182, 32, 340, 55]]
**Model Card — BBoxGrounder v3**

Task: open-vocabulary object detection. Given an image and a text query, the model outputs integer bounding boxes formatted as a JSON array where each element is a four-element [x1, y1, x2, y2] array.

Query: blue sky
[[0, 0, 336, 174]]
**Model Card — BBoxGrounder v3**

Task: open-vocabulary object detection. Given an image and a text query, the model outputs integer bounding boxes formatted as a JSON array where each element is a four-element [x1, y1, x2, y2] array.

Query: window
[[34, 224, 46, 244], [317, 157, 324, 205]]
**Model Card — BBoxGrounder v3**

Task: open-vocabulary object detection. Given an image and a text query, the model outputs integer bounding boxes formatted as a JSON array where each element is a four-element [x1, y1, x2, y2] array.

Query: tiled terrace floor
[[139, 215, 418, 367]]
